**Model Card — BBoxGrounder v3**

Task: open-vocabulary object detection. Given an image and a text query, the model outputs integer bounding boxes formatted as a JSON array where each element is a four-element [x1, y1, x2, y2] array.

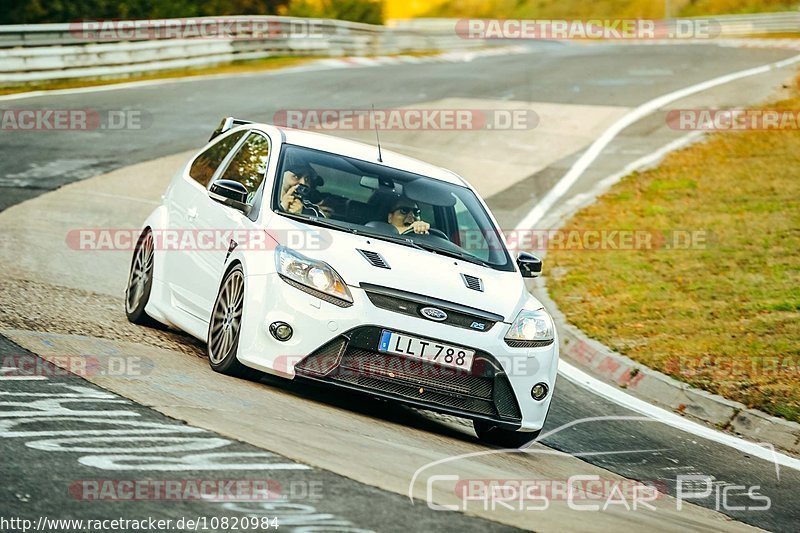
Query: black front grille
[[295, 326, 522, 423], [362, 284, 501, 333], [339, 348, 493, 397], [505, 339, 554, 348]]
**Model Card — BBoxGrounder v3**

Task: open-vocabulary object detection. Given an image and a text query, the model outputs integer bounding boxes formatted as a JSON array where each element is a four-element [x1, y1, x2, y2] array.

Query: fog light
[[531, 382, 548, 401], [270, 322, 293, 341]]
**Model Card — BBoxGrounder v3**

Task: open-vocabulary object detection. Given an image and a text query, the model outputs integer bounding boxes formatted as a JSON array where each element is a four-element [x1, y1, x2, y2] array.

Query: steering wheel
[[302, 199, 327, 218], [402, 227, 449, 240]]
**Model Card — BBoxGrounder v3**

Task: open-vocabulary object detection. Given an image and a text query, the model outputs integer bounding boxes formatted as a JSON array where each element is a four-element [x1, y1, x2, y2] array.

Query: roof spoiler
[[209, 116, 253, 141]]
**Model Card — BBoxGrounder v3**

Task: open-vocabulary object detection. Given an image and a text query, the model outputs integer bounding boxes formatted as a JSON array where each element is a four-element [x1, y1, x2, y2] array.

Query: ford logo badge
[[420, 307, 448, 321]]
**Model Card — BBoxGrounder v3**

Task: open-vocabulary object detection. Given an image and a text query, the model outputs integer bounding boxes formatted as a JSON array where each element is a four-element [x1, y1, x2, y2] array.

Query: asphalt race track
[[1, 41, 799, 532]]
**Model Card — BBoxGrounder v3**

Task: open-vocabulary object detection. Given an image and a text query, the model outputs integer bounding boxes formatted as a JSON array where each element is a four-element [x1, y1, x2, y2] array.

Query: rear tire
[[473, 420, 540, 448], [125, 229, 158, 326], [207, 264, 262, 380]]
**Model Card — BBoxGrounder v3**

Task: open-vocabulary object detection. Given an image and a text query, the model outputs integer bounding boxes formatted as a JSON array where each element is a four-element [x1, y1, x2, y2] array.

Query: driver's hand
[[409, 220, 430, 234], [316, 199, 333, 218], [280, 184, 303, 214]]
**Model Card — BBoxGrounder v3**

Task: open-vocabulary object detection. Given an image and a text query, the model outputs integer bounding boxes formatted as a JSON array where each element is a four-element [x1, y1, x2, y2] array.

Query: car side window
[[216, 132, 270, 205], [189, 131, 246, 187], [453, 195, 493, 263]]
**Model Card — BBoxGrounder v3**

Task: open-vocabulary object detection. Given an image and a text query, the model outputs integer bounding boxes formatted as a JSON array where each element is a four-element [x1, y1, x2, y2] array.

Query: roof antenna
[[371, 104, 383, 163]]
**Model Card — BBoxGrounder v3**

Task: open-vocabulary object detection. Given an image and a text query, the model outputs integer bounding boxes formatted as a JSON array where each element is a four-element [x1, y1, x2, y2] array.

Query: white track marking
[[538, 131, 703, 230], [1, 366, 48, 380], [559, 361, 800, 470], [516, 55, 800, 469], [515, 53, 800, 230]]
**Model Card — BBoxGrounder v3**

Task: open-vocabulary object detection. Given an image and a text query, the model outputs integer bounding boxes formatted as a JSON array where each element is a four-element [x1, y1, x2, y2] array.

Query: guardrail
[[391, 11, 800, 36], [703, 10, 800, 35], [0, 16, 483, 84], [0, 12, 797, 84]]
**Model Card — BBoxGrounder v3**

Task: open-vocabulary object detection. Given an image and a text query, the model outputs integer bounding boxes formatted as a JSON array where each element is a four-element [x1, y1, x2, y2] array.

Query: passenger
[[387, 199, 430, 235], [279, 163, 332, 217]]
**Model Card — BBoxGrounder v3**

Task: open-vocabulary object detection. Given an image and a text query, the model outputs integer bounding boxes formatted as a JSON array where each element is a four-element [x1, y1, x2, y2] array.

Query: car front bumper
[[237, 273, 559, 432]]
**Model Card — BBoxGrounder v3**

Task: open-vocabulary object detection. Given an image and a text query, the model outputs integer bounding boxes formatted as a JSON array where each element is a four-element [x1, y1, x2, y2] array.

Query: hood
[[270, 215, 535, 321]]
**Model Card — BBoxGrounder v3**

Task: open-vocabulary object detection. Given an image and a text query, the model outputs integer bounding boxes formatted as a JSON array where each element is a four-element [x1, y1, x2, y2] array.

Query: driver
[[279, 163, 332, 217], [387, 199, 430, 235]]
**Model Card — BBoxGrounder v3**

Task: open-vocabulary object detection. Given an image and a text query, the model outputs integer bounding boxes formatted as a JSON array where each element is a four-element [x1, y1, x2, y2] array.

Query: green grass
[[547, 73, 800, 422]]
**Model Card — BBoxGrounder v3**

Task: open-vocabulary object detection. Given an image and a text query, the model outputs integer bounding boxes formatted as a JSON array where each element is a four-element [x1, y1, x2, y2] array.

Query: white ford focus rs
[[125, 117, 558, 447]]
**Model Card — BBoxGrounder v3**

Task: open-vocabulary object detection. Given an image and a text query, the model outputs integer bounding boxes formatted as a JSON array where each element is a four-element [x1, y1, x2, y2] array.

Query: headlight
[[505, 308, 554, 342], [276, 245, 353, 303]]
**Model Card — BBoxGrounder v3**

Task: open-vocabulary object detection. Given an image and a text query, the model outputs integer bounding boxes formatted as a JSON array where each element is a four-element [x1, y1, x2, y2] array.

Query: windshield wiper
[[278, 211, 359, 234], [357, 230, 427, 252], [278, 212, 424, 253], [411, 241, 491, 267], [279, 212, 489, 265], [359, 228, 489, 265]]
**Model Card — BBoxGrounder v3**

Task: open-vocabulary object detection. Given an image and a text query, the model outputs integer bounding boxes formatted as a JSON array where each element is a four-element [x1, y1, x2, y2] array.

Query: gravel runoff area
[[0, 276, 206, 358]]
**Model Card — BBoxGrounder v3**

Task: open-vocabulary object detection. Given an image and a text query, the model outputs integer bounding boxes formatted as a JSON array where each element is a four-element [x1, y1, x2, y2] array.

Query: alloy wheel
[[125, 231, 154, 314], [208, 268, 245, 364]]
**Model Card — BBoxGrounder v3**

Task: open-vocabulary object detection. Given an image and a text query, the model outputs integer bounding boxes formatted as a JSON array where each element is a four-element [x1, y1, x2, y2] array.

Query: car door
[[190, 131, 273, 320], [164, 130, 247, 322]]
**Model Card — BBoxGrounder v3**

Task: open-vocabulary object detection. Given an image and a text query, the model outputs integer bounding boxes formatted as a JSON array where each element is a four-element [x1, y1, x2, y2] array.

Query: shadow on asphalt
[[255, 371, 486, 444]]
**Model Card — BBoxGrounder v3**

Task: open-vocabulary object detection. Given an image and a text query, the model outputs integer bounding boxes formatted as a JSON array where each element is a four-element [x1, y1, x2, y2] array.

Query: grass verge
[[547, 73, 800, 422]]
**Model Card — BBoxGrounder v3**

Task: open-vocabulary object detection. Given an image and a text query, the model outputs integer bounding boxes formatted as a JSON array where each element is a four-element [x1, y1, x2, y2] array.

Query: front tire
[[473, 420, 540, 448], [207, 264, 261, 380], [125, 229, 157, 326]]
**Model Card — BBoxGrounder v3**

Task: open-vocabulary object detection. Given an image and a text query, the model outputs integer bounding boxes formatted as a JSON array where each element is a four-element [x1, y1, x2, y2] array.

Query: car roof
[[246, 124, 469, 187]]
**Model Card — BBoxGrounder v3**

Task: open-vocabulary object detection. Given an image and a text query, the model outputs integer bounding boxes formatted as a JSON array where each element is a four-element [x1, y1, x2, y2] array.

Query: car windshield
[[272, 144, 513, 271]]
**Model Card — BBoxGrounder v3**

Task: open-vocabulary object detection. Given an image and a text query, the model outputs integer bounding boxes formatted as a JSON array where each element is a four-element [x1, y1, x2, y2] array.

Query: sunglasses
[[394, 206, 421, 216]]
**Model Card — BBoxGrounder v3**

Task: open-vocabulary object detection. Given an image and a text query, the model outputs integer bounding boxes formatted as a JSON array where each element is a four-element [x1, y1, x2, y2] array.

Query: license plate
[[378, 330, 474, 371]]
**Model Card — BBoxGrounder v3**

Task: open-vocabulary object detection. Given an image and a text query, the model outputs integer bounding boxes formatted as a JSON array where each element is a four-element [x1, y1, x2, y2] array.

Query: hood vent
[[358, 249, 390, 269], [461, 273, 484, 292]]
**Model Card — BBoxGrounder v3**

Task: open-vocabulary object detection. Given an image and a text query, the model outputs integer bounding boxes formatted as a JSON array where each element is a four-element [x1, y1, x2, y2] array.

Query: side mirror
[[209, 117, 234, 141], [517, 252, 542, 278], [209, 179, 251, 215]]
